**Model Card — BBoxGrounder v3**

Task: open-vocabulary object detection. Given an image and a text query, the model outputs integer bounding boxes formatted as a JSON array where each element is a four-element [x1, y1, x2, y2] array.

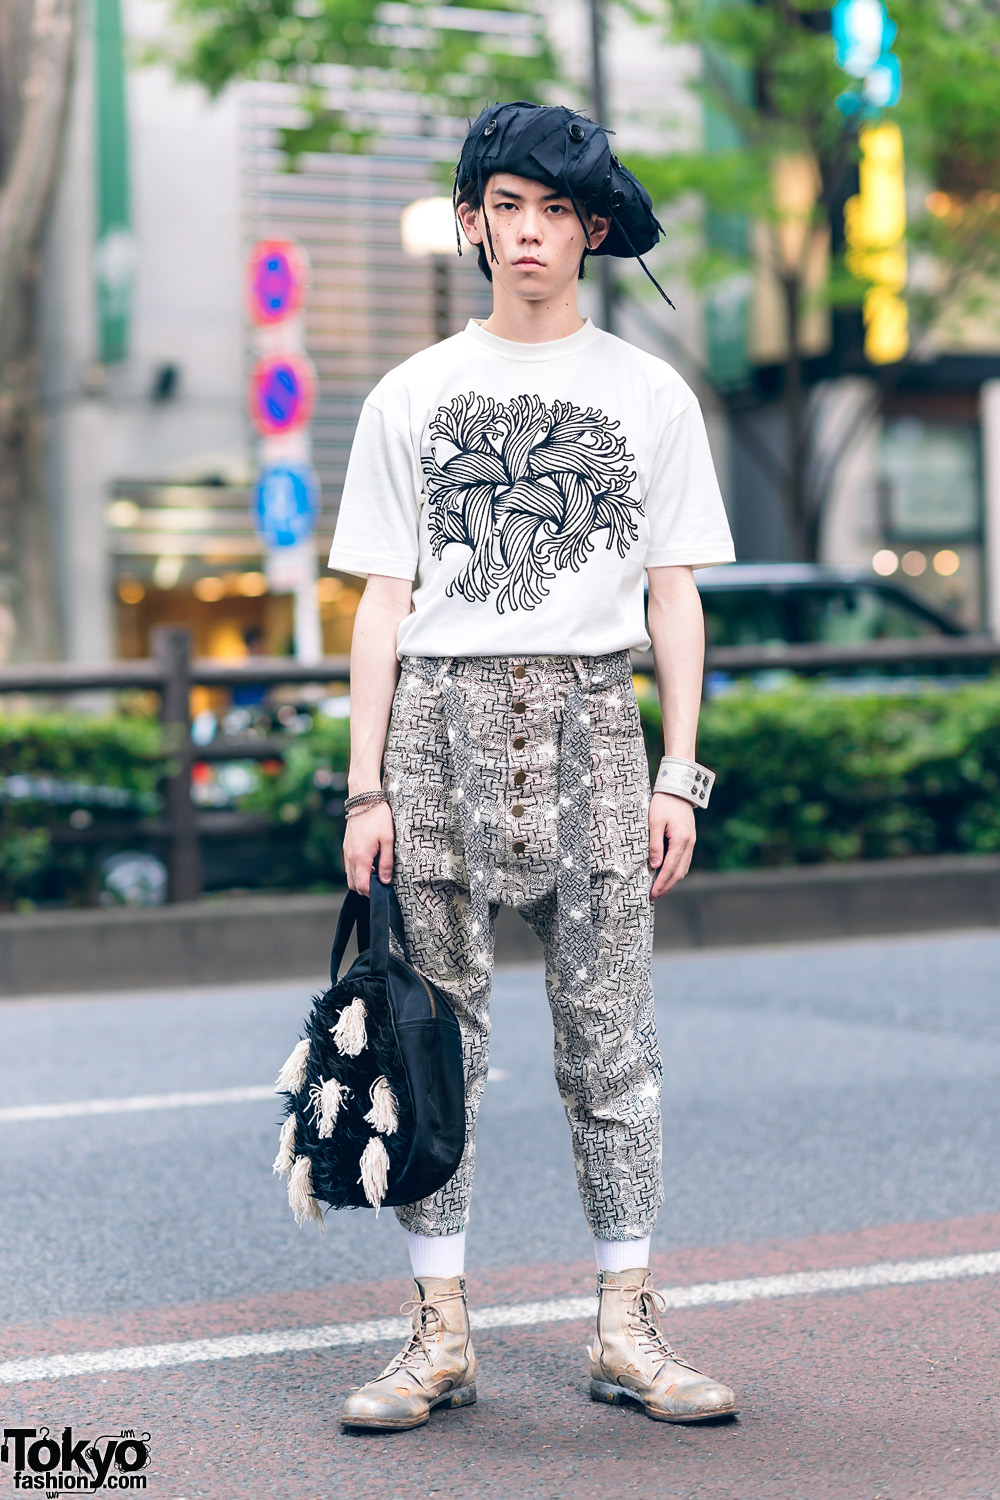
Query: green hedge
[[5, 681, 1000, 905], [0, 714, 165, 905], [236, 716, 351, 886], [640, 679, 1000, 869]]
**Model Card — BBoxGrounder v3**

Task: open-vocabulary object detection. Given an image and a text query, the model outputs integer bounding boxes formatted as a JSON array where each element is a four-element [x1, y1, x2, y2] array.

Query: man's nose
[[518, 210, 543, 242]]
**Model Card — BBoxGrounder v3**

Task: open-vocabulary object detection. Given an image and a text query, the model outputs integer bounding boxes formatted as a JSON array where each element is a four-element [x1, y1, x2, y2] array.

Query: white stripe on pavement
[[2, 1250, 998, 1386], [0, 1086, 276, 1123], [0, 1072, 507, 1124]]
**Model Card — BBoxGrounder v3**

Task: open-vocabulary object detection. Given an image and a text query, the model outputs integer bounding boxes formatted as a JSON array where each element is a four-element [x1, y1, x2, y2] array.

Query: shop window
[[880, 418, 982, 544]]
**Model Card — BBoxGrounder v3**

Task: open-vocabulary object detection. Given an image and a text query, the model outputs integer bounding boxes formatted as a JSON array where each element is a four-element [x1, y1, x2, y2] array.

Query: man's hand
[[648, 792, 696, 899], [344, 802, 395, 895]]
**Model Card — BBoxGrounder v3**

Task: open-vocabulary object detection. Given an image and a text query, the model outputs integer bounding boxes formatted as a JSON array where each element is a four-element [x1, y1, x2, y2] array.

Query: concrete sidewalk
[[2, 852, 999, 995]]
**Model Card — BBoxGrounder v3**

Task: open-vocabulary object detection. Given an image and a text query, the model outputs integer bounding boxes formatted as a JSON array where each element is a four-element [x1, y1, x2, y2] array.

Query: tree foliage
[[154, 0, 560, 158], [0, 0, 76, 659], [629, 0, 1000, 325], [620, 0, 1000, 559]]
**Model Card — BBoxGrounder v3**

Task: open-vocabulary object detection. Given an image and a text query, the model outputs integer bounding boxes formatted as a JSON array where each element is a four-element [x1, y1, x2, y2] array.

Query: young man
[[328, 101, 736, 1431]]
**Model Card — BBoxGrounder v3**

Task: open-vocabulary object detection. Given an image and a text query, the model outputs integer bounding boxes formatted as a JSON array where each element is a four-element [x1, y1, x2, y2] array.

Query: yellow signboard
[[845, 122, 908, 364]]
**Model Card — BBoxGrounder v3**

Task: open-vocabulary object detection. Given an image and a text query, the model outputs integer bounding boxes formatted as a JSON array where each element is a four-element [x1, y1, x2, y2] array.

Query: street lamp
[[400, 196, 458, 343]]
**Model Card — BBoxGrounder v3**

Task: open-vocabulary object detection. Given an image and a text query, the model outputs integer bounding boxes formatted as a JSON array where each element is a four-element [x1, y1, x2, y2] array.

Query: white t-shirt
[[328, 318, 734, 657]]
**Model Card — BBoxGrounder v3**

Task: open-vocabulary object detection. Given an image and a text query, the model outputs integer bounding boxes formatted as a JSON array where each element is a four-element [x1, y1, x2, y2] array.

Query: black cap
[[454, 100, 673, 306]]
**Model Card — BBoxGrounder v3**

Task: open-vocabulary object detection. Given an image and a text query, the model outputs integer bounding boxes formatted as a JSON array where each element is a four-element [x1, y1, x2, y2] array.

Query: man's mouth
[[514, 257, 543, 267]]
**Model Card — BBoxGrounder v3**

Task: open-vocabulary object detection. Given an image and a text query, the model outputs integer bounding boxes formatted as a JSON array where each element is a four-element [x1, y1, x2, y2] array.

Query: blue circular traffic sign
[[254, 464, 319, 548]]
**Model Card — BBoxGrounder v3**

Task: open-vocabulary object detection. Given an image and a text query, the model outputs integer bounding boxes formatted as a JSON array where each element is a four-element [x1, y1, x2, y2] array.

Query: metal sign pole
[[247, 239, 322, 662], [587, 0, 615, 336]]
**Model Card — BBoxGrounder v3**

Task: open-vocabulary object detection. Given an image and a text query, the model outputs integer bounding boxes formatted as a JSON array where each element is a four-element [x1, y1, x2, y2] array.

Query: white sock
[[594, 1236, 652, 1273], [406, 1230, 466, 1279]]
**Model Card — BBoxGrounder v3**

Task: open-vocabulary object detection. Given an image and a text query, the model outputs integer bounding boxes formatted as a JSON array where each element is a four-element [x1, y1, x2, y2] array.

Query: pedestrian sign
[[249, 353, 315, 436], [247, 239, 308, 325], [254, 464, 319, 548]]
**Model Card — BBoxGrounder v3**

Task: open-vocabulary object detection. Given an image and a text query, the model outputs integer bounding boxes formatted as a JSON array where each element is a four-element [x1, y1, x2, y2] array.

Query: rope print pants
[[382, 654, 663, 1241]]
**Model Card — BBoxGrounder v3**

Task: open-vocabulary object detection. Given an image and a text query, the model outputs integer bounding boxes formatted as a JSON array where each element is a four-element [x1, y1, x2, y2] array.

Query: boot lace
[[380, 1288, 465, 1379], [619, 1284, 699, 1375]]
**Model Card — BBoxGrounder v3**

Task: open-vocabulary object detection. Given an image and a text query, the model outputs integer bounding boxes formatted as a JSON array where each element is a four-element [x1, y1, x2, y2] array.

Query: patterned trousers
[[382, 654, 662, 1241]]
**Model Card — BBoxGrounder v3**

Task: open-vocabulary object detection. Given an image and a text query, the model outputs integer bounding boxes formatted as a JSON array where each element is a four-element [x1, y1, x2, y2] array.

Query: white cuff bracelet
[[653, 757, 716, 808]]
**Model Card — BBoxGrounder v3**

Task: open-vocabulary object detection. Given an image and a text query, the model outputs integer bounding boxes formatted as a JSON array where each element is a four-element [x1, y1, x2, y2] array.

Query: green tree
[[154, 0, 560, 158], [0, 0, 76, 659], [624, 0, 1000, 561]]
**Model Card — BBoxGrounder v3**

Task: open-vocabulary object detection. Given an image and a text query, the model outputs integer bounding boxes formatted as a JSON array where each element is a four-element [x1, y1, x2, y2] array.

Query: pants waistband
[[401, 651, 633, 689]]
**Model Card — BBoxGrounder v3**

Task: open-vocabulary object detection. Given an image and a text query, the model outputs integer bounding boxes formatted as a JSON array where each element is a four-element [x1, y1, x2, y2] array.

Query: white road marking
[[0, 1075, 508, 1124], [2, 1250, 998, 1386], [0, 1086, 276, 1123]]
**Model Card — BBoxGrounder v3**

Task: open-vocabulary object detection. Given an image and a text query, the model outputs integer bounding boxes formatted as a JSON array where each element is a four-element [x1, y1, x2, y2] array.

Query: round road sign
[[254, 464, 319, 548], [247, 239, 308, 325], [249, 353, 315, 436]]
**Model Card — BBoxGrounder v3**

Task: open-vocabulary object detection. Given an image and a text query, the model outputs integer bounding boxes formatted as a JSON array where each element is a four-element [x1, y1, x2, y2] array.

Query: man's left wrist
[[653, 756, 716, 808]]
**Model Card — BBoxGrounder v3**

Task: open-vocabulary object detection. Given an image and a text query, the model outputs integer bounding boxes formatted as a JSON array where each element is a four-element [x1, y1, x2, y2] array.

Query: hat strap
[[451, 175, 463, 257], [565, 181, 593, 249], [609, 210, 676, 309]]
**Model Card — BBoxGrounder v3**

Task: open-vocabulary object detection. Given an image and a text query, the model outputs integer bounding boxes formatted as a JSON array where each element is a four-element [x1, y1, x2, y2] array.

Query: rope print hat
[[454, 100, 674, 306]]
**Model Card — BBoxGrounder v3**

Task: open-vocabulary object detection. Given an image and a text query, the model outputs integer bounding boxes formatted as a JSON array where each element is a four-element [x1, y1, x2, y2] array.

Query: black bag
[[273, 873, 466, 1221]]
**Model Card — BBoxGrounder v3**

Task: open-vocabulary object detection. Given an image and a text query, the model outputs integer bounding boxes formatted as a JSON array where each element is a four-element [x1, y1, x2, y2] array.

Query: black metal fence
[[2, 627, 997, 903]]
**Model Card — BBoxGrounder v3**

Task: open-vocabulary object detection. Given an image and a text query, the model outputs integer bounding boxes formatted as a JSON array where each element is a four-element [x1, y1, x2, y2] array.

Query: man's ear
[[456, 200, 484, 247], [587, 214, 611, 252]]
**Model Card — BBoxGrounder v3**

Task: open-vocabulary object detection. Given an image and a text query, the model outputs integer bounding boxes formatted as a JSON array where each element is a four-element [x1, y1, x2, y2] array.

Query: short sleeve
[[327, 400, 420, 580], [644, 399, 736, 569]]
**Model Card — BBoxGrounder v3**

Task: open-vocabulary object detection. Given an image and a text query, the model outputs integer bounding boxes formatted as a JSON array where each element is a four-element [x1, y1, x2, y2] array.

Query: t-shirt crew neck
[[461, 317, 603, 362], [329, 323, 735, 659]]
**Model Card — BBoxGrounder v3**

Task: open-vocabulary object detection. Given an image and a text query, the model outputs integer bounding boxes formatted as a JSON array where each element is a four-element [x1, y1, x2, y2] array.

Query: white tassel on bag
[[275, 1038, 310, 1093], [331, 997, 367, 1057], [287, 1155, 324, 1228], [272, 1115, 296, 1176], [308, 1077, 350, 1139], [358, 1137, 390, 1213], [363, 1076, 399, 1136]]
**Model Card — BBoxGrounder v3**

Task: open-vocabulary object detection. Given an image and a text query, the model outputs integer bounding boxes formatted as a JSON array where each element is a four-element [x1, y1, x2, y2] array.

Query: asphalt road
[[1, 927, 999, 1498]]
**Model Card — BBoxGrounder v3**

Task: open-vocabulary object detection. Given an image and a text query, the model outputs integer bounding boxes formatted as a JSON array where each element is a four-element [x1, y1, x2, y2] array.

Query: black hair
[[457, 178, 592, 283]]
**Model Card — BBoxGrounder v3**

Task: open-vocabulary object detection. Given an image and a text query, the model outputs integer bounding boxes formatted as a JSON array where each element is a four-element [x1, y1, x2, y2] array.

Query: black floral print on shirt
[[422, 392, 640, 614]]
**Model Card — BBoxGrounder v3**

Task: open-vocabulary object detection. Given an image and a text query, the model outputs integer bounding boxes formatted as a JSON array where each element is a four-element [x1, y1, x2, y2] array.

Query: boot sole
[[590, 1377, 737, 1423], [341, 1383, 477, 1432]]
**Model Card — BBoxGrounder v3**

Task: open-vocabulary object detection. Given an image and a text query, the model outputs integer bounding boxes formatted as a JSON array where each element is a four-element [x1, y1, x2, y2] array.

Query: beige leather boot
[[589, 1268, 737, 1422], [341, 1275, 477, 1431]]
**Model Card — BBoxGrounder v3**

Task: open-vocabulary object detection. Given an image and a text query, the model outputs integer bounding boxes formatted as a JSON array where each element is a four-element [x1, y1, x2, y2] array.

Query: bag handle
[[330, 868, 409, 983]]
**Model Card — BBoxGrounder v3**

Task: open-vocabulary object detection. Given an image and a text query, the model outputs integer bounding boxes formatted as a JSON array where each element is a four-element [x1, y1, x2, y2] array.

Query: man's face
[[457, 173, 609, 302]]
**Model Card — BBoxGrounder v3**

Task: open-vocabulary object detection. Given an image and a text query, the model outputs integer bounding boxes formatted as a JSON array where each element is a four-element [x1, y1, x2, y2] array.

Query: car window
[[789, 587, 943, 643], [700, 591, 789, 646]]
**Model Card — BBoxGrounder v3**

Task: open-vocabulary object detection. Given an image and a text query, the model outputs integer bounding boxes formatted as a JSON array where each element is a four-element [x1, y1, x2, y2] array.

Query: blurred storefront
[[105, 478, 363, 660]]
